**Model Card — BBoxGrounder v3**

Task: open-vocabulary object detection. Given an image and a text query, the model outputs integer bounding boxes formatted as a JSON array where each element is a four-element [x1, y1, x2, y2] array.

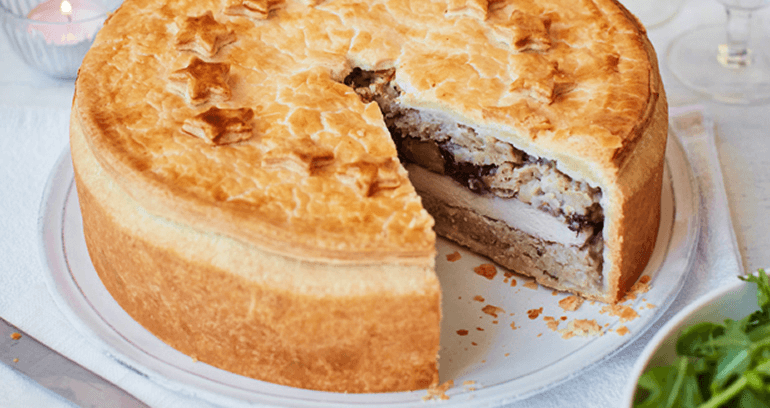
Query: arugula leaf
[[740, 269, 770, 310], [737, 389, 770, 408], [676, 322, 725, 358], [701, 320, 753, 392], [634, 357, 704, 408], [741, 269, 770, 332], [635, 366, 676, 408], [713, 348, 750, 392]]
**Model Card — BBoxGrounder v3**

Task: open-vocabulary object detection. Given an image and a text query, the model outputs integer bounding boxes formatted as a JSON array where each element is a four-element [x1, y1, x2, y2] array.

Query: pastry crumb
[[523, 280, 538, 290], [423, 380, 454, 401], [473, 295, 485, 302], [482, 304, 505, 318], [600, 304, 639, 323], [527, 307, 543, 320], [543, 316, 560, 331], [558, 319, 603, 339], [636, 301, 657, 310], [476, 327, 484, 331], [446, 251, 462, 262], [558, 295, 584, 312], [622, 276, 652, 302], [510, 278, 517, 287], [510, 321, 518, 330], [12, 358, 18, 363], [10, 333, 21, 340], [473, 263, 497, 280], [616, 326, 630, 336], [456, 329, 469, 336]]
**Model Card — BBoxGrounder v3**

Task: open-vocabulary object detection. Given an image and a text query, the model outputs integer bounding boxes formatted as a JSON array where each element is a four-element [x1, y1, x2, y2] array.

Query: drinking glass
[[619, 0, 685, 29], [667, 0, 770, 104], [0, 0, 122, 79]]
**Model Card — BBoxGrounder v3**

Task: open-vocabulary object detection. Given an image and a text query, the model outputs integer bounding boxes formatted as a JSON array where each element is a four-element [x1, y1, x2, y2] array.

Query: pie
[[70, 0, 667, 393]]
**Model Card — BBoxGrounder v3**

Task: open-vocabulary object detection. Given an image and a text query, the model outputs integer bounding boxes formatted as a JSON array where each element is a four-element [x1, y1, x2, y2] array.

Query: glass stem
[[720, 7, 754, 67]]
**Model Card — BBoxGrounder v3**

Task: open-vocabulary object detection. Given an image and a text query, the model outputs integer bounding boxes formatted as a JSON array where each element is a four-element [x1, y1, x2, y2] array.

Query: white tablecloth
[[2, 1, 770, 407]]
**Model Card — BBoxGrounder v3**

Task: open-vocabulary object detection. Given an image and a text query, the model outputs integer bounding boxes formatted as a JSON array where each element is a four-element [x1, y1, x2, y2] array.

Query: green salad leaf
[[634, 269, 770, 408]]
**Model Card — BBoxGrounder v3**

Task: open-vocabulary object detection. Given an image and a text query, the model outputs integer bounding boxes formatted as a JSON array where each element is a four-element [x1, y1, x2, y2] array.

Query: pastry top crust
[[75, 0, 660, 262]]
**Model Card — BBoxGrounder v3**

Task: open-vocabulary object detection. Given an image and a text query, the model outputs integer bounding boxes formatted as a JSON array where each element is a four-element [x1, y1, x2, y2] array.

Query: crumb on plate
[[473, 263, 497, 280], [527, 307, 543, 320], [558, 319, 603, 339], [558, 295, 584, 312]]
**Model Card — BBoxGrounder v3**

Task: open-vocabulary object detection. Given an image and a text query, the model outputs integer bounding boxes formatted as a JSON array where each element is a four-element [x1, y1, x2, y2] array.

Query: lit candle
[[27, 0, 109, 45]]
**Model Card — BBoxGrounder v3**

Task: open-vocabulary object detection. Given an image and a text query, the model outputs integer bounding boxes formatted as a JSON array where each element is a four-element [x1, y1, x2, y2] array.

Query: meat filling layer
[[343, 67, 605, 285]]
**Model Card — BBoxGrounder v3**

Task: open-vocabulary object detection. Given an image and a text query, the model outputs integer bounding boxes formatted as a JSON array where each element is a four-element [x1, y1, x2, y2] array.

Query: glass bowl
[[622, 276, 761, 407], [0, 0, 122, 79]]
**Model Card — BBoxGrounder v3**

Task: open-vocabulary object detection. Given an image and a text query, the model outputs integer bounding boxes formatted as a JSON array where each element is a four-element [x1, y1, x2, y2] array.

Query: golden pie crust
[[71, 0, 667, 393]]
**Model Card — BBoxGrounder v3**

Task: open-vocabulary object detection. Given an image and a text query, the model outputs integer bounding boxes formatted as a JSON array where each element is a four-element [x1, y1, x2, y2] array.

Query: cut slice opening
[[343, 67, 606, 296]]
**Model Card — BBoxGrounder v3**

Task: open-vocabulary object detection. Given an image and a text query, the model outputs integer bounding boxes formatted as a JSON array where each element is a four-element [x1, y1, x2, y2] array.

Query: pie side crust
[[70, 109, 442, 392]]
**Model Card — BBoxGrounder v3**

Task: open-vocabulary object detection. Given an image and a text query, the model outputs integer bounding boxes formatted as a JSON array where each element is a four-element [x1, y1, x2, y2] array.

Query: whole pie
[[70, 0, 667, 393]]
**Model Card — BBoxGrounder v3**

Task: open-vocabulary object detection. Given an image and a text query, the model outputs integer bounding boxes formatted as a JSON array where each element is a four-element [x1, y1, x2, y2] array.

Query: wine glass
[[667, 0, 770, 105], [619, 0, 685, 29]]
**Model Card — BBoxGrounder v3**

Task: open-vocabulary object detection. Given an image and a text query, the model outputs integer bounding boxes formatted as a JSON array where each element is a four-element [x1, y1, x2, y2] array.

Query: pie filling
[[343, 67, 605, 293]]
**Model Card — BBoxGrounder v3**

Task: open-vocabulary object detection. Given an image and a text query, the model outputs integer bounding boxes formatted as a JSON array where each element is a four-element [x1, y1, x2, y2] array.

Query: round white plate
[[38, 134, 700, 407]]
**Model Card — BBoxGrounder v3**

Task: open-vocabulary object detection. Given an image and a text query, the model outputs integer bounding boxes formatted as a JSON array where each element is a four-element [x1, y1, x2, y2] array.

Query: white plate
[[622, 276, 759, 407], [38, 134, 699, 407]]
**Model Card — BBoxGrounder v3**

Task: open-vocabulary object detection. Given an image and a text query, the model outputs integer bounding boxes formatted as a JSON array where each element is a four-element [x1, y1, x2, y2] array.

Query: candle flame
[[60, 0, 73, 15]]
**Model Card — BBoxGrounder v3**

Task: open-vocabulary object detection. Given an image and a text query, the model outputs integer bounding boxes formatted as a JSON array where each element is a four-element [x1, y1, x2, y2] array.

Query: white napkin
[[0, 106, 220, 408], [0, 104, 744, 408]]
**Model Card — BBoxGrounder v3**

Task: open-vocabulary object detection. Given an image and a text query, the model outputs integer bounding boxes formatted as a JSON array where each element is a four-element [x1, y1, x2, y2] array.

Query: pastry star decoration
[[182, 106, 255, 145], [224, 0, 285, 20], [262, 137, 335, 176], [169, 57, 231, 106], [338, 156, 402, 197], [175, 11, 236, 58]]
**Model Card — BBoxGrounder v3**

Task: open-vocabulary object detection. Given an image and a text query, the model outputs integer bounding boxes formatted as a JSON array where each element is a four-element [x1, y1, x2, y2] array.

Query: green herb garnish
[[634, 269, 770, 408]]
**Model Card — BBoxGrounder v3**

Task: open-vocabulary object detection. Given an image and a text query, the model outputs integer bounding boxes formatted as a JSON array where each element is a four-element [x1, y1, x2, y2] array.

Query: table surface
[[1, 1, 770, 407]]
